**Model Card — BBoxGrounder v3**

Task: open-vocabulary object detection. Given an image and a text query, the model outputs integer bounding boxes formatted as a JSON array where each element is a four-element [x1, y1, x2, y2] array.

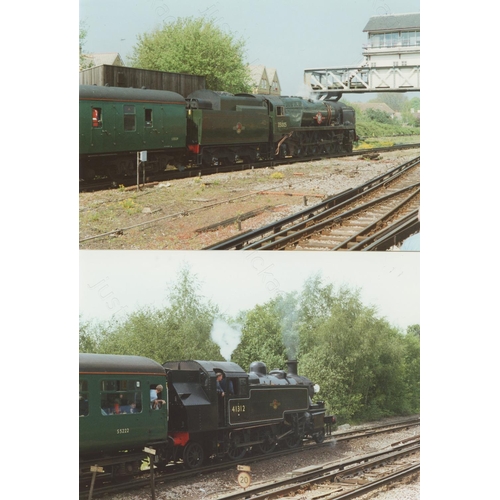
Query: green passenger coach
[[79, 85, 187, 181], [79, 353, 168, 466]]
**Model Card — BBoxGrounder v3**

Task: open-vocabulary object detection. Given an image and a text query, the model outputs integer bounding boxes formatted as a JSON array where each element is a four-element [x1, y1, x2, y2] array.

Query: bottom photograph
[[79, 250, 420, 500]]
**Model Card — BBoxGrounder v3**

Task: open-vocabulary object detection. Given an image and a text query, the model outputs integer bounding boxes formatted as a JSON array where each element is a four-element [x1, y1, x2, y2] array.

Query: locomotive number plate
[[116, 428, 130, 434], [231, 404, 246, 413]]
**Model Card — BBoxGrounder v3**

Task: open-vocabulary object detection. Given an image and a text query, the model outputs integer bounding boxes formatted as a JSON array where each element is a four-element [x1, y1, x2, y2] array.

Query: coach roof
[[79, 85, 186, 104], [79, 353, 166, 375]]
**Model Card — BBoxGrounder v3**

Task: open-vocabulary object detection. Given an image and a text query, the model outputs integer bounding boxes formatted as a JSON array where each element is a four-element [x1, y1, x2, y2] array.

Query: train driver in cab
[[216, 372, 234, 397]]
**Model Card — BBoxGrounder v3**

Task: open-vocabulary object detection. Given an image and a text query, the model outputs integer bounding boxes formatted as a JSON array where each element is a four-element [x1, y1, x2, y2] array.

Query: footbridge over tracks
[[304, 62, 420, 101], [304, 12, 420, 101]]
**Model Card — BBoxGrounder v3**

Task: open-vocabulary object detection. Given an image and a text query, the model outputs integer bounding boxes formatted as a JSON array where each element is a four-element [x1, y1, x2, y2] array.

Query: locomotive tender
[[79, 85, 357, 181], [79, 353, 327, 474]]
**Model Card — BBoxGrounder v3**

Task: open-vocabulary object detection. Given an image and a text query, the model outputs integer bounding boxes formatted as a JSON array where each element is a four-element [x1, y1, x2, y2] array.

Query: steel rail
[[204, 156, 420, 249], [359, 210, 420, 251], [241, 182, 420, 250], [80, 143, 420, 192], [329, 189, 420, 251], [214, 442, 420, 500]]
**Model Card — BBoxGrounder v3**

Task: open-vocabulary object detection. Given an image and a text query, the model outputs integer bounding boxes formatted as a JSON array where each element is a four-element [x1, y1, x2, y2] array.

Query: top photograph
[[79, 0, 420, 251]]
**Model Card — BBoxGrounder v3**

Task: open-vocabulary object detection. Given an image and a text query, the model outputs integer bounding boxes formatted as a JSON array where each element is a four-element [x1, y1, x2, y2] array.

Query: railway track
[[205, 156, 420, 251], [80, 416, 419, 499], [215, 439, 419, 500], [79, 143, 419, 193]]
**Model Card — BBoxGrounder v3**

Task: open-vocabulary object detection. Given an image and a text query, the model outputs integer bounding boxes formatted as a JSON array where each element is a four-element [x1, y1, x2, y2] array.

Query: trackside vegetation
[[80, 267, 420, 425], [347, 95, 420, 146]]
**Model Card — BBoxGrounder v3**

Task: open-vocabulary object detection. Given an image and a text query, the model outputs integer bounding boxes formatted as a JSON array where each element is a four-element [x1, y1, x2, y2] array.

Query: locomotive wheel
[[313, 429, 325, 443], [80, 166, 95, 182], [227, 432, 247, 461], [278, 143, 289, 159], [284, 431, 303, 449], [295, 144, 306, 158], [256, 429, 276, 455], [283, 415, 304, 449], [182, 441, 205, 469]]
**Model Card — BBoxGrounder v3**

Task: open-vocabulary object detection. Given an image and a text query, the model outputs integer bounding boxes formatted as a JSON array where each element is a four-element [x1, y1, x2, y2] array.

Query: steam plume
[[210, 318, 242, 361]]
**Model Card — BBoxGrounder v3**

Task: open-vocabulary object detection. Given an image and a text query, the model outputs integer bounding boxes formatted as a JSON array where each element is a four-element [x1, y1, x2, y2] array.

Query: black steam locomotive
[[79, 353, 327, 473], [164, 358, 326, 468]]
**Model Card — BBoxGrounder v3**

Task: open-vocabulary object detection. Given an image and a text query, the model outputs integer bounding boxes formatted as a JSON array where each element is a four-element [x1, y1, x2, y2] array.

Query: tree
[[231, 298, 289, 372], [364, 108, 393, 124], [85, 266, 223, 364], [296, 280, 415, 422], [79, 22, 94, 70], [401, 327, 420, 412], [297, 274, 341, 354], [130, 17, 252, 93], [79, 316, 112, 353], [370, 93, 407, 112], [407, 324, 420, 337], [401, 98, 420, 127]]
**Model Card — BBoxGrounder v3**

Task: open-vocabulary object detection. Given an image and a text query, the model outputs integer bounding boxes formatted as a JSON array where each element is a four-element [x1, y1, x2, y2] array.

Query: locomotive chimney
[[286, 360, 298, 375]]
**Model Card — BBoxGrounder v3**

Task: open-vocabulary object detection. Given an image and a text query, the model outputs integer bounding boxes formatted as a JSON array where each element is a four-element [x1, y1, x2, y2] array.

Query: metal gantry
[[304, 62, 420, 100]]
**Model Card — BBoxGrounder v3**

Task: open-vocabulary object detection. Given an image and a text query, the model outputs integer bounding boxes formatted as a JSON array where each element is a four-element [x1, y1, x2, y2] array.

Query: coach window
[[79, 379, 89, 417], [123, 105, 136, 131], [92, 108, 102, 128], [100, 379, 143, 415], [145, 109, 153, 128]]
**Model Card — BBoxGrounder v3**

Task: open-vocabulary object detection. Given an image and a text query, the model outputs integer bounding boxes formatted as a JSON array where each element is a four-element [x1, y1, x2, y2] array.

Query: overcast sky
[[79, 0, 420, 98], [80, 250, 419, 331]]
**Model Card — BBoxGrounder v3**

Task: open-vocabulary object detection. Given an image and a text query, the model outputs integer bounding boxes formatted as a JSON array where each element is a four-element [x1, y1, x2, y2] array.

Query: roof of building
[[363, 12, 420, 32], [267, 68, 278, 81], [84, 52, 124, 66], [248, 65, 267, 84]]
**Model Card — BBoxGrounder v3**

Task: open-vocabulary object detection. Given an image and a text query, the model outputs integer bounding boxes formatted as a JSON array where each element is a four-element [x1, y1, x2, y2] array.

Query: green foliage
[[79, 22, 93, 70], [80, 266, 223, 364], [130, 17, 252, 93], [364, 108, 393, 124], [401, 98, 420, 127], [401, 332, 420, 412], [296, 277, 419, 422], [407, 324, 420, 337], [79, 316, 115, 353], [344, 96, 420, 140], [231, 298, 289, 372], [370, 93, 407, 113], [355, 120, 419, 140]]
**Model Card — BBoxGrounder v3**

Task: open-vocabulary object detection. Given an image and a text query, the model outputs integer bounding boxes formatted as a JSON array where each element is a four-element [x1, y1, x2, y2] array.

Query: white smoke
[[210, 318, 243, 361], [294, 83, 314, 100]]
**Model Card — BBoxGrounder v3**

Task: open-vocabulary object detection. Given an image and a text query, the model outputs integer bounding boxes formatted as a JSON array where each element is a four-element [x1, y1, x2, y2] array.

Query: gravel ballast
[[79, 148, 420, 250]]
